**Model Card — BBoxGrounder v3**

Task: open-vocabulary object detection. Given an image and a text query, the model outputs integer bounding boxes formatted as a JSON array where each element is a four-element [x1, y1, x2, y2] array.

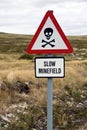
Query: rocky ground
[[0, 79, 87, 130]]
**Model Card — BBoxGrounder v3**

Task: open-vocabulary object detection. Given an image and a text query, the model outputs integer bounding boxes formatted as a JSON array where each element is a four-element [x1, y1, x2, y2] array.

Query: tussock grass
[[0, 57, 87, 89], [0, 33, 87, 129], [0, 54, 87, 103], [0, 57, 87, 100]]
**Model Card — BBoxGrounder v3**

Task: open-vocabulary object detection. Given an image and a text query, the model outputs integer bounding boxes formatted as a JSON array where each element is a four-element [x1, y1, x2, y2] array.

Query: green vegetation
[[0, 33, 32, 54], [0, 33, 87, 60], [19, 53, 34, 60]]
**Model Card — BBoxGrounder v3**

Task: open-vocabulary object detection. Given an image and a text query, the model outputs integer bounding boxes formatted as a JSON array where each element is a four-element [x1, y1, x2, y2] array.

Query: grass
[[0, 33, 87, 60], [0, 33, 32, 54], [0, 32, 87, 129]]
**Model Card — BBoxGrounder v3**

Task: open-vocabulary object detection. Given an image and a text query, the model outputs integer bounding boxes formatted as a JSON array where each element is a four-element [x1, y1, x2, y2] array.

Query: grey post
[[47, 77, 53, 130], [47, 53, 53, 130], [47, 10, 53, 130]]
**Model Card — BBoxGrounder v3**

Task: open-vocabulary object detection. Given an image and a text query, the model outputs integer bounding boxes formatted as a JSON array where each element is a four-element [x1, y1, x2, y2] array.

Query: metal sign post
[[47, 54, 53, 130], [47, 77, 53, 130]]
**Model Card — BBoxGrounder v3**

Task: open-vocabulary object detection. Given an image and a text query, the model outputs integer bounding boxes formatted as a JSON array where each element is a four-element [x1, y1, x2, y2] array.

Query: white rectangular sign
[[35, 57, 65, 78]]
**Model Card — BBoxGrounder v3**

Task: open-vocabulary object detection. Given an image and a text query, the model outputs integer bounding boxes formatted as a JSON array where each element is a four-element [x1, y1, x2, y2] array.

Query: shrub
[[8, 113, 33, 130], [19, 54, 34, 60]]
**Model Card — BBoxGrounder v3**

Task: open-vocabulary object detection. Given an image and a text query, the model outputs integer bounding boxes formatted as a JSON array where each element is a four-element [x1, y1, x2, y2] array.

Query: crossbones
[[42, 39, 55, 48]]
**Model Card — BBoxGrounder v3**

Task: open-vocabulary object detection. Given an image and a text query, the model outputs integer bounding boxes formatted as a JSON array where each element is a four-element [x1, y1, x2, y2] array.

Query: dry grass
[[0, 54, 34, 81], [0, 55, 87, 109], [53, 60, 87, 94], [0, 53, 87, 129], [0, 54, 87, 90]]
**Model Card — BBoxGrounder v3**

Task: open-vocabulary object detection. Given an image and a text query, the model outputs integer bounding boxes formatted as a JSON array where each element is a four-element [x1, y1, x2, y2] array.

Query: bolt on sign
[[26, 10, 73, 54]]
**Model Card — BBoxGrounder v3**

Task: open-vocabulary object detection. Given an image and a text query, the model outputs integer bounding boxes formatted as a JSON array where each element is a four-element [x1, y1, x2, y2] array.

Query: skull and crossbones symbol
[[42, 27, 55, 48]]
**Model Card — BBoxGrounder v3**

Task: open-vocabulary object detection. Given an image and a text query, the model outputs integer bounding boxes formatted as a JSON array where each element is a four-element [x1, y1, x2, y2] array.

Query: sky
[[0, 0, 87, 35]]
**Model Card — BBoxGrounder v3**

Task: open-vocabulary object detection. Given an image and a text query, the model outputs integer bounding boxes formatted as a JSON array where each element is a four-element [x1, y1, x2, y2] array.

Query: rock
[[15, 80, 30, 94], [34, 116, 47, 130], [76, 102, 84, 109], [0, 114, 10, 123], [83, 100, 87, 109]]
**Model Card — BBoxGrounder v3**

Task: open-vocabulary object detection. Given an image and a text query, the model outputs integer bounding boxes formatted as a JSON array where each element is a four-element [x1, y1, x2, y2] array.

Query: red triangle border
[[26, 11, 73, 54]]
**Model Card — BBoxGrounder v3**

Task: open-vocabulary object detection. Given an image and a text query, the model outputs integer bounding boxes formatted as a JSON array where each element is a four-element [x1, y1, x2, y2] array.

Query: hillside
[[0, 33, 87, 130], [0, 32, 32, 54], [0, 32, 87, 60]]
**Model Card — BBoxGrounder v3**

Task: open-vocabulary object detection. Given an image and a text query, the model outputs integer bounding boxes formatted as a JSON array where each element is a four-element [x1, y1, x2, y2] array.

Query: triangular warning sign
[[26, 11, 73, 54]]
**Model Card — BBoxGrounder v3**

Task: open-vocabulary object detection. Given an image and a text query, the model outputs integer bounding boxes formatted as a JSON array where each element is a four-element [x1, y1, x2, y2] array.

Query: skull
[[44, 28, 53, 40]]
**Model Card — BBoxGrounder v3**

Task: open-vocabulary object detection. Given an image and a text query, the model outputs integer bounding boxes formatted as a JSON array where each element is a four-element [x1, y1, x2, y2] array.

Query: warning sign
[[26, 11, 73, 54], [35, 57, 65, 78]]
